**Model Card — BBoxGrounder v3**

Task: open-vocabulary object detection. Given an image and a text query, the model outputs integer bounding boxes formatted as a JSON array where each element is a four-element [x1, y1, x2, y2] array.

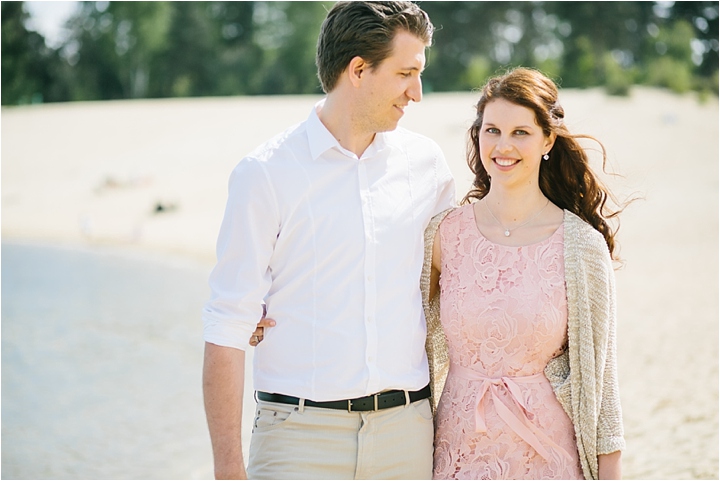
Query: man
[[202, 2, 455, 479]]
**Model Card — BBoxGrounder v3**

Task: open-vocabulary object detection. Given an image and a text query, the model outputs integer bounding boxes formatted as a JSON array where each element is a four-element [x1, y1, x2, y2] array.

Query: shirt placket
[[357, 160, 379, 393]]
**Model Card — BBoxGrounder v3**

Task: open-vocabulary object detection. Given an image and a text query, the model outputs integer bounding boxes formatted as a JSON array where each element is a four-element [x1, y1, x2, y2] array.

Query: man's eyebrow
[[400, 66, 424, 73]]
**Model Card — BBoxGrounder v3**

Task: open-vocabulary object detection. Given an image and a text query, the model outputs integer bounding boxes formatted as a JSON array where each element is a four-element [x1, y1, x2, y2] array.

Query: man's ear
[[347, 56, 367, 87]]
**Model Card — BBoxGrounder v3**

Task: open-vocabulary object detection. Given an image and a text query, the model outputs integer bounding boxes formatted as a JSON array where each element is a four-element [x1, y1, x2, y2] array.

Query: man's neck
[[317, 95, 375, 158]]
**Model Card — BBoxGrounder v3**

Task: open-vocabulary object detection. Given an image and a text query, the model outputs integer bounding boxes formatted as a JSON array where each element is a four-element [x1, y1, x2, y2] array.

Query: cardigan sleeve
[[422, 208, 453, 414], [595, 251, 626, 455], [557, 211, 626, 479]]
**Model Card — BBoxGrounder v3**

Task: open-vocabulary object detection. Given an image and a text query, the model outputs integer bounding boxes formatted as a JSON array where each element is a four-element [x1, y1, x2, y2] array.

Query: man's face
[[355, 30, 427, 134]]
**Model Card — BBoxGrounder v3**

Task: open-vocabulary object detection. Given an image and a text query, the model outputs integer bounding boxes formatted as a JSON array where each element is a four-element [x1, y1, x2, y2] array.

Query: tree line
[[2, 1, 718, 105]]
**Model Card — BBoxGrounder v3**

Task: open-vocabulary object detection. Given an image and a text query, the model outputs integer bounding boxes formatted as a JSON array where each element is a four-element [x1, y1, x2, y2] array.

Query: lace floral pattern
[[433, 205, 583, 480]]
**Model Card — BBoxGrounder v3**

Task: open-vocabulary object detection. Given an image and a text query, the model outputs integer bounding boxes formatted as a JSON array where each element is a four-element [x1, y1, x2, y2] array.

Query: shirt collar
[[307, 99, 339, 160], [307, 99, 388, 161]]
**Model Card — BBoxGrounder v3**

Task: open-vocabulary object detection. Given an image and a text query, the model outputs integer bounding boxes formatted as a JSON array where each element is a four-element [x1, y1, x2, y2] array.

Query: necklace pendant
[[504, 230, 510, 237]]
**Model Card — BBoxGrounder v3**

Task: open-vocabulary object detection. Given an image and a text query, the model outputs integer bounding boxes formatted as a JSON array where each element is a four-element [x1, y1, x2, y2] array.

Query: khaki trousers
[[247, 398, 434, 479]]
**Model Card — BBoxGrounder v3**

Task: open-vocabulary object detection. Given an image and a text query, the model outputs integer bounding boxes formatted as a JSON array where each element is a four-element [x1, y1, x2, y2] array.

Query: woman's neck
[[483, 185, 548, 224]]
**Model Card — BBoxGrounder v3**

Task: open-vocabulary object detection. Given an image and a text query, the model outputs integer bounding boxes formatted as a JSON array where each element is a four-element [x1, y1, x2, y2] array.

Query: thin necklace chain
[[484, 198, 550, 237]]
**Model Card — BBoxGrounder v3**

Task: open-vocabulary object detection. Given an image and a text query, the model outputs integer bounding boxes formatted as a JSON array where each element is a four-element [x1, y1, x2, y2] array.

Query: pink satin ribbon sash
[[450, 363, 574, 464]]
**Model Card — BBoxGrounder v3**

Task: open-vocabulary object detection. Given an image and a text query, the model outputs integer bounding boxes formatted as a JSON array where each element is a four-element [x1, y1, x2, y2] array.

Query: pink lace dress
[[433, 205, 583, 480]]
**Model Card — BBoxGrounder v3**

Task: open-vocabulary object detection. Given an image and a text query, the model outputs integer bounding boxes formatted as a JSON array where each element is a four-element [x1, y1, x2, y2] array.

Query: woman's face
[[478, 98, 555, 190]]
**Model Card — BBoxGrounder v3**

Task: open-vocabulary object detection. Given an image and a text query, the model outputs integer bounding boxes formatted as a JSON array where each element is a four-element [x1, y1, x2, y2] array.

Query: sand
[[2, 88, 718, 479]]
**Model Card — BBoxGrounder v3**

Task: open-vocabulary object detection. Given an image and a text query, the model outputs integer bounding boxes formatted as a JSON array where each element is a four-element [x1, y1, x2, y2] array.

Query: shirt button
[[367, 275, 374, 282], [367, 316, 374, 323]]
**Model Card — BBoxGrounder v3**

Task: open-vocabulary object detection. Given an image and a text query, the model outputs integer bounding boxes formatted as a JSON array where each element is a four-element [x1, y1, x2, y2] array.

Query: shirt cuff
[[202, 317, 254, 351]]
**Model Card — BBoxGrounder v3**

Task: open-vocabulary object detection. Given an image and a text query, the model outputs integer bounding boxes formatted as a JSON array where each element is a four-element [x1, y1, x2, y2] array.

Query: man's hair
[[316, 1, 434, 93]]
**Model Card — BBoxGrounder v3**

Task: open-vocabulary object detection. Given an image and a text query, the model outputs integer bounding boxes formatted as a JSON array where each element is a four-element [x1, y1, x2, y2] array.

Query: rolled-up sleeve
[[202, 158, 279, 351]]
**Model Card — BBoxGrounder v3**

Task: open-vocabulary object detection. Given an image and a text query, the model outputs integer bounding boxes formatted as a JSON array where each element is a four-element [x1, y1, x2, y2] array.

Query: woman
[[422, 67, 625, 479]]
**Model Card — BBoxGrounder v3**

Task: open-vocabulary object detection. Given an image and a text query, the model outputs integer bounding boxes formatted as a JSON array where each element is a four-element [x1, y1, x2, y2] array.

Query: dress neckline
[[467, 203, 564, 249]]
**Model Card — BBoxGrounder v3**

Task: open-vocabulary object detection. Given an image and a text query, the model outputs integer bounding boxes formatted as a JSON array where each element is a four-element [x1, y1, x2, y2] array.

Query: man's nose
[[408, 76, 422, 103]]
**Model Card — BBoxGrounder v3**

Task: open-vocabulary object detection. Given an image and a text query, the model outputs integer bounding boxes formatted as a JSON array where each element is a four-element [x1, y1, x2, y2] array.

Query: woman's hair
[[464, 67, 625, 259], [316, 1, 433, 93]]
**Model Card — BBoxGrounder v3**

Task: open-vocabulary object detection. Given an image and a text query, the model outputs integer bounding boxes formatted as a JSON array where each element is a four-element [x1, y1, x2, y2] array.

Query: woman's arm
[[598, 451, 622, 479], [429, 229, 442, 300]]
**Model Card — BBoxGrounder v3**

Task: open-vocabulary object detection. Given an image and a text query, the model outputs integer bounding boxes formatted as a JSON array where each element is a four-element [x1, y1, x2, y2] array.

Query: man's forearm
[[203, 342, 247, 479]]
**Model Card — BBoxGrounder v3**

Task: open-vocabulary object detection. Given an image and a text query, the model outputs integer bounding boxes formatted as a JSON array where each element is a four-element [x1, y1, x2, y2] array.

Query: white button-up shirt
[[203, 101, 455, 401]]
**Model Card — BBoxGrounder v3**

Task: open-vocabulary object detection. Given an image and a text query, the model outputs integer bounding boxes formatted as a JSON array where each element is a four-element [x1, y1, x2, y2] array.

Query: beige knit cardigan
[[421, 208, 625, 480]]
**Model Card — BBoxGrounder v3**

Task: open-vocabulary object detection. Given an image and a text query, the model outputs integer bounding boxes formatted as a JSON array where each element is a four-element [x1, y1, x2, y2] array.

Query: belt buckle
[[348, 394, 380, 412]]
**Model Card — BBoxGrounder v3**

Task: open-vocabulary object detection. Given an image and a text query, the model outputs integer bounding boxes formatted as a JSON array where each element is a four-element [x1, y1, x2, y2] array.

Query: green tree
[[670, 1, 718, 78], [547, 2, 655, 89], [421, 2, 508, 92], [421, 2, 660, 93], [644, 20, 696, 93], [65, 1, 172, 100], [205, 1, 263, 96], [1, 2, 68, 104], [152, 2, 215, 97], [253, 1, 330, 94], [8, 1, 718, 102], [667, 1, 719, 93]]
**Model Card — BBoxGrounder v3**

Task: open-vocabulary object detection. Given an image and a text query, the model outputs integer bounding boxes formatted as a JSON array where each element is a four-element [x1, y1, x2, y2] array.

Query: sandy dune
[[2, 88, 718, 479]]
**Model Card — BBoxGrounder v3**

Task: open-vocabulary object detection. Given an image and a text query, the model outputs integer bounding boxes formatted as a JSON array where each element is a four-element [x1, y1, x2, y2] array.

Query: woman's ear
[[544, 132, 557, 153]]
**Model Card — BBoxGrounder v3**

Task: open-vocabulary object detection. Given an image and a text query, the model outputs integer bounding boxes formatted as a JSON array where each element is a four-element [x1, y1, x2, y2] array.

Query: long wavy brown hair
[[463, 67, 624, 259]]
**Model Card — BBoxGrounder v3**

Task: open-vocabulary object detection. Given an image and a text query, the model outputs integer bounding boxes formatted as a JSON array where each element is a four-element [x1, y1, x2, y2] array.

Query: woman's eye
[[514, 130, 529, 135], [486, 127, 499, 134]]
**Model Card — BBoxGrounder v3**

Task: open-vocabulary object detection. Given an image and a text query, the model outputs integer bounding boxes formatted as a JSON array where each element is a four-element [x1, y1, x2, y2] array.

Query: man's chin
[[376, 121, 400, 133]]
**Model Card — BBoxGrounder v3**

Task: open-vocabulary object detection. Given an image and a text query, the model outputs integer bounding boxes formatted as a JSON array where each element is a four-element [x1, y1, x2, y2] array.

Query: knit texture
[[422, 208, 625, 480], [422, 208, 453, 415]]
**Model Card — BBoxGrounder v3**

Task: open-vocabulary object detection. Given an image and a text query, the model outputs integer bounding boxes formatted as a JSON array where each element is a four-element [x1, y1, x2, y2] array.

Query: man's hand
[[249, 318, 276, 346]]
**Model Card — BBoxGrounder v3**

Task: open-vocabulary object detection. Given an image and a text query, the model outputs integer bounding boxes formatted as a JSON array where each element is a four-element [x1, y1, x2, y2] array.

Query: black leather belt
[[257, 384, 431, 412]]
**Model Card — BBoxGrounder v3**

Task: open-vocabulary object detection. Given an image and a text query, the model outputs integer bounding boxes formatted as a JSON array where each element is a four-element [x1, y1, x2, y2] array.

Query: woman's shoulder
[[428, 205, 464, 232], [563, 210, 614, 276], [425, 207, 455, 242], [563, 210, 609, 253], [438, 203, 473, 225]]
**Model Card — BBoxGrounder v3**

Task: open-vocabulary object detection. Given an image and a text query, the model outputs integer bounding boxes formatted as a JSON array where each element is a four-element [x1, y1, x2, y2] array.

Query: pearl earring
[[542, 153, 549, 161]]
